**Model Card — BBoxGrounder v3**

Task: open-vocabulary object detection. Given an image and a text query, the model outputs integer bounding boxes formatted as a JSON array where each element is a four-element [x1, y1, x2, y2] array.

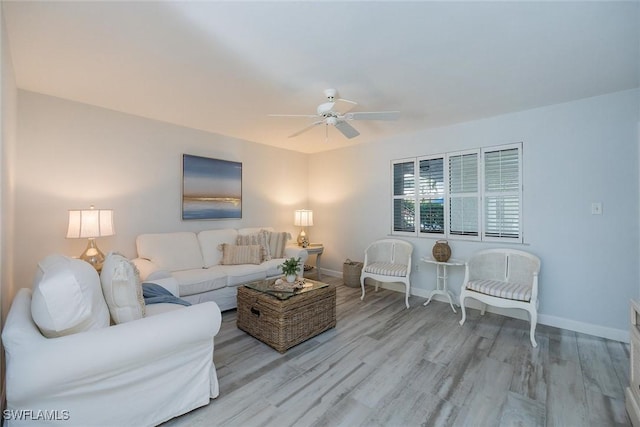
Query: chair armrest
[[284, 246, 309, 264], [530, 272, 539, 302], [6, 299, 221, 403], [131, 257, 162, 281]]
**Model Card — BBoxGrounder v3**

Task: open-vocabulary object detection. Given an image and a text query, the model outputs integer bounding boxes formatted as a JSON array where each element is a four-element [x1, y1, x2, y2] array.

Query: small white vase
[[285, 274, 297, 283]]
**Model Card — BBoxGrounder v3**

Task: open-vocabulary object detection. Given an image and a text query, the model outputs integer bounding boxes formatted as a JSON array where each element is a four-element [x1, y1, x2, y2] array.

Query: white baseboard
[[329, 271, 629, 343], [538, 312, 629, 343]]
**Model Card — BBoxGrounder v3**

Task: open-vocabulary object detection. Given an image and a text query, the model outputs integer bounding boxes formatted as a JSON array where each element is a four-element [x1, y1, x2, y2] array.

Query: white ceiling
[[3, 1, 639, 154]]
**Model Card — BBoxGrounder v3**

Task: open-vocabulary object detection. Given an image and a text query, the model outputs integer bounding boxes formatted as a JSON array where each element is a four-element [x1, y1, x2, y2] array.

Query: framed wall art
[[182, 154, 242, 220]]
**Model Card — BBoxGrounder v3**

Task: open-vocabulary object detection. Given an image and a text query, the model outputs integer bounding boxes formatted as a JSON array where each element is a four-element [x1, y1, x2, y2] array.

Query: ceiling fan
[[269, 88, 400, 139]]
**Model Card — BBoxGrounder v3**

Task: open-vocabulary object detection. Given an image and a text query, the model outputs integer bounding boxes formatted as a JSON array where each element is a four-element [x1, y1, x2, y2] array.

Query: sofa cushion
[[100, 252, 146, 324], [220, 244, 262, 265], [137, 232, 204, 272], [236, 230, 271, 261], [198, 229, 239, 268], [267, 231, 290, 258], [31, 255, 110, 338], [172, 269, 227, 297], [218, 264, 266, 287], [262, 258, 288, 277]]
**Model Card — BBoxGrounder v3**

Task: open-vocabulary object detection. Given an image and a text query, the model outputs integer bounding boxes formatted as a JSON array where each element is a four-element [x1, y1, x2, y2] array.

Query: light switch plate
[[591, 202, 603, 215]]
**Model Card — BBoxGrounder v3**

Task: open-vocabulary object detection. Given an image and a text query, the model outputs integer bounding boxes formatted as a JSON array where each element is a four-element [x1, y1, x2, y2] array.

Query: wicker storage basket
[[237, 283, 336, 353], [343, 260, 363, 288]]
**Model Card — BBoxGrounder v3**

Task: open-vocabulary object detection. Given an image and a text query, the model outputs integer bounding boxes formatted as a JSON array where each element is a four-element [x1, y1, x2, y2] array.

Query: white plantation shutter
[[449, 152, 479, 237], [418, 157, 445, 235], [484, 145, 521, 240], [391, 143, 523, 242], [392, 160, 416, 234]]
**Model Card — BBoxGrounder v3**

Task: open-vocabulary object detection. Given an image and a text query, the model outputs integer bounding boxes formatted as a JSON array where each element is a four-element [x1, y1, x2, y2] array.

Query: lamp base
[[80, 238, 106, 271], [297, 229, 309, 248]]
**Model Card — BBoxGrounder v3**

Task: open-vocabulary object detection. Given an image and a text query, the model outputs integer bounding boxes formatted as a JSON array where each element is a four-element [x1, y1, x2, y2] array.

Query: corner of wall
[[1, 1, 19, 417]]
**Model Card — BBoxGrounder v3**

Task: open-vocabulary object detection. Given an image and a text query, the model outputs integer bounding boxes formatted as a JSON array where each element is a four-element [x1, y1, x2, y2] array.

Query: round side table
[[421, 257, 465, 313]]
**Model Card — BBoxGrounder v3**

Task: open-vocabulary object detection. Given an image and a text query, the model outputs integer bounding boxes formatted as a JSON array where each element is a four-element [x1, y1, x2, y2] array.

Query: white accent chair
[[459, 248, 541, 347], [2, 256, 222, 427], [360, 239, 413, 309]]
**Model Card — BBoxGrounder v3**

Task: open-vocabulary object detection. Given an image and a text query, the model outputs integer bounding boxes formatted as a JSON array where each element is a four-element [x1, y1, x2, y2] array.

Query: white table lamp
[[294, 209, 313, 247], [66, 205, 115, 271]]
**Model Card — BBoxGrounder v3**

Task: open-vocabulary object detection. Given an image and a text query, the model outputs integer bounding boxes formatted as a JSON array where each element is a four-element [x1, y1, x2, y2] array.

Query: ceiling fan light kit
[[269, 88, 400, 140]]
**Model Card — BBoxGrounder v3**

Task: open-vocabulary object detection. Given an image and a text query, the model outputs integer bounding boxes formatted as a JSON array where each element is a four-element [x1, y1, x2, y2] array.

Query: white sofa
[[2, 255, 222, 427], [132, 227, 308, 311]]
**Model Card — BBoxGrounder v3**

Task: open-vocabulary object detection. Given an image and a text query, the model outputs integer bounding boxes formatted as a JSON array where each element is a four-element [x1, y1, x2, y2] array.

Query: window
[[391, 143, 522, 242], [418, 156, 444, 234], [392, 160, 415, 233], [483, 146, 521, 240], [449, 151, 480, 238]]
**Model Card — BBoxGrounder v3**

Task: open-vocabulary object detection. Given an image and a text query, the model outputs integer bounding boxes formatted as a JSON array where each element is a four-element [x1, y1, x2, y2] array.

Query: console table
[[421, 257, 465, 313], [304, 244, 324, 280]]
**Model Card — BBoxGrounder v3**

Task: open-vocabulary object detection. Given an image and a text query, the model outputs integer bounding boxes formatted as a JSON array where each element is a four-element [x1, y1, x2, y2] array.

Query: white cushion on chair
[[364, 262, 407, 277], [100, 252, 146, 324], [466, 279, 531, 302], [31, 255, 110, 338]]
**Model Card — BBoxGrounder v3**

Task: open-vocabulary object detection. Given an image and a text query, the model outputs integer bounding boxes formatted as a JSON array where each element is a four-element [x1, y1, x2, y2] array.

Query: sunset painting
[[182, 154, 242, 220]]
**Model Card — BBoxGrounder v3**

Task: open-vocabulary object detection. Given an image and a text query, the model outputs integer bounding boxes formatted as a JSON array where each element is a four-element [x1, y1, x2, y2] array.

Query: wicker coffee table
[[236, 278, 336, 353]]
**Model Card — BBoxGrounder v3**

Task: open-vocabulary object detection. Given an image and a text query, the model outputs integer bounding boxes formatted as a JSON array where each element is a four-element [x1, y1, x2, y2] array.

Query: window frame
[[481, 142, 523, 243], [391, 158, 419, 237], [447, 149, 481, 242], [417, 154, 446, 237], [391, 142, 523, 243]]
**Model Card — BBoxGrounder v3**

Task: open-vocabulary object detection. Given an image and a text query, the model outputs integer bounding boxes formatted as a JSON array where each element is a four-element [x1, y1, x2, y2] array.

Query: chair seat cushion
[[466, 279, 531, 302], [364, 262, 408, 277]]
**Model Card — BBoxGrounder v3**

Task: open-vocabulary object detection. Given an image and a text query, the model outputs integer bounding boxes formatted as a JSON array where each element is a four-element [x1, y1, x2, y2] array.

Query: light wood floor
[[163, 277, 631, 427]]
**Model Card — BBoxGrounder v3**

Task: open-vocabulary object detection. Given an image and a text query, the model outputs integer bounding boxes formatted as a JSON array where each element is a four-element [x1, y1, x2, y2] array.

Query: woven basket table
[[236, 279, 336, 353]]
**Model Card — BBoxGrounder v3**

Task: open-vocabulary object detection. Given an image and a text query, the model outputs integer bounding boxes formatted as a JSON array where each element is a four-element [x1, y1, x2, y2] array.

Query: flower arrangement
[[279, 257, 302, 277]]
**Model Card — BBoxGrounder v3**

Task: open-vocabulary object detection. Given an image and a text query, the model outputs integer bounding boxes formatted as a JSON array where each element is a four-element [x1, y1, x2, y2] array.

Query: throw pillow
[[100, 252, 146, 324], [31, 255, 110, 338], [267, 231, 290, 258], [219, 244, 262, 265], [236, 230, 271, 261]]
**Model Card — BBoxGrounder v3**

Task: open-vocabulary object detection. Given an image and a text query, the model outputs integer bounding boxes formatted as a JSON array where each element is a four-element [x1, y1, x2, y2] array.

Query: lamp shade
[[294, 210, 313, 227], [66, 207, 115, 239]]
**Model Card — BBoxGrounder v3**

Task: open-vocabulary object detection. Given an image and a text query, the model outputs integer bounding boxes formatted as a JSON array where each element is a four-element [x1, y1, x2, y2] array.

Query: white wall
[[14, 91, 308, 293], [309, 89, 640, 340], [1, 2, 18, 402]]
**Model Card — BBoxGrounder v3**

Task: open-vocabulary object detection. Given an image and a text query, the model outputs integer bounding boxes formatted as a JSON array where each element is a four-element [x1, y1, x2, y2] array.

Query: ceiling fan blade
[[268, 114, 319, 118], [334, 120, 360, 139], [335, 98, 358, 113], [346, 111, 400, 121], [288, 120, 324, 138]]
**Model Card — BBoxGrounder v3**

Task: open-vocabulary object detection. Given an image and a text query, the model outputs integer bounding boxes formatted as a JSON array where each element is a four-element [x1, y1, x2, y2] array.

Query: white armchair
[[2, 288, 222, 426], [360, 239, 413, 308], [459, 248, 541, 347]]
